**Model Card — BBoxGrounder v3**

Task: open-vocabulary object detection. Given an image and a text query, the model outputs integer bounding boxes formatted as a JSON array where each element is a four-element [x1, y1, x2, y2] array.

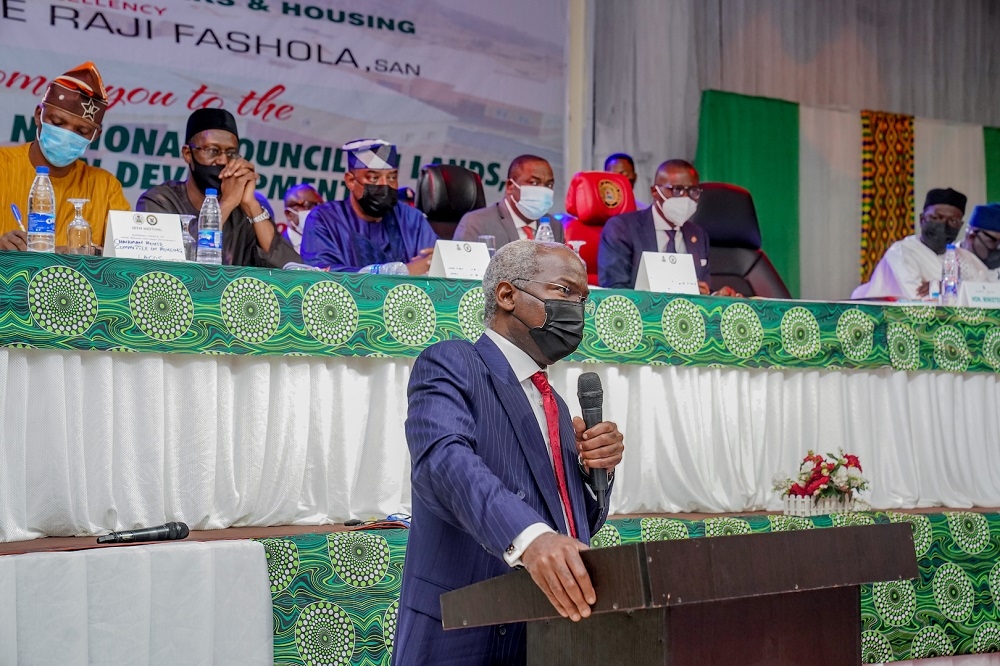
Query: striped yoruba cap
[[343, 138, 399, 170]]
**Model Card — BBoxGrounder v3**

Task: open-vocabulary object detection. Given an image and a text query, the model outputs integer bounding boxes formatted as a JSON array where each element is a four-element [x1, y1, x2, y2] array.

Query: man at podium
[[396, 240, 625, 665]]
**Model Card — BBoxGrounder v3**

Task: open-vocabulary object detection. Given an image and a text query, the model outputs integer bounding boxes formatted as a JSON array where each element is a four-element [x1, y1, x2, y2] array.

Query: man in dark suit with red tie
[[394, 240, 625, 665], [597, 159, 712, 292]]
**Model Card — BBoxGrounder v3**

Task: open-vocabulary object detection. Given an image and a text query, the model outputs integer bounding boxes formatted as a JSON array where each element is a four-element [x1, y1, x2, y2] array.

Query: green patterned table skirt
[[257, 512, 1000, 664], [3, 252, 1000, 373]]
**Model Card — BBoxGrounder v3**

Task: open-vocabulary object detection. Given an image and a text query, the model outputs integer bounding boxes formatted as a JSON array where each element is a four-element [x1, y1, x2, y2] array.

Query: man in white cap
[[301, 139, 438, 273]]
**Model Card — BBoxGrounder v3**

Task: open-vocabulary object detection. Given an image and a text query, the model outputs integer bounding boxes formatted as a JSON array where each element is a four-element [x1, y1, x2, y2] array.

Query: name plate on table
[[634, 251, 699, 294], [103, 211, 186, 261], [428, 240, 491, 280], [959, 281, 1000, 308]]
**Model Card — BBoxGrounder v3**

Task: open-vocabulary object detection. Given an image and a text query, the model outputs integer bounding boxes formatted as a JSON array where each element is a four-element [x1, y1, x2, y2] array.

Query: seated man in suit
[[597, 159, 711, 292], [453, 154, 565, 247], [395, 240, 625, 665]]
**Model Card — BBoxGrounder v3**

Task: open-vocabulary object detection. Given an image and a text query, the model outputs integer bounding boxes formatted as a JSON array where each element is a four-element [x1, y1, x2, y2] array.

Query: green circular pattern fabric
[[720, 302, 764, 358], [220, 277, 280, 343], [383, 284, 436, 346], [703, 517, 752, 537], [129, 272, 193, 341], [659, 298, 706, 354], [262, 538, 300, 594], [780, 306, 821, 359], [594, 295, 643, 353], [293, 600, 355, 666], [590, 523, 622, 549], [888, 512, 932, 556], [861, 631, 893, 663], [947, 512, 991, 554], [640, 517, 690, 541], [910, 625, 955, 658], [932, 563, 974, 622], [887, 323, 920, 370], [328, 532, 391, 589], [28, 266, 98, 336], [301, 281, 359, 346], [933, 325, 971, 372], [836, 308, 875, 361], [872, 580, 917, 627], [457, 287, 486, 341]]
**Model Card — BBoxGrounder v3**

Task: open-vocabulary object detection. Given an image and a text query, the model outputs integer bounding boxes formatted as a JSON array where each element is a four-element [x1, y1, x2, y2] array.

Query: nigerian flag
[[695, 90, 1000, 300]]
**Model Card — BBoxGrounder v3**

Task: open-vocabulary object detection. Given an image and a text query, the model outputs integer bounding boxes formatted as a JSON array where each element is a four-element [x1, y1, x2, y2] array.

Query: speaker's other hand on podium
[[521, 532, 595, 622]]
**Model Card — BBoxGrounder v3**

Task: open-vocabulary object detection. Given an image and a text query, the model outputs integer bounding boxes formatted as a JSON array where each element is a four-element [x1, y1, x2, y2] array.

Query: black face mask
[[920, 219, 960, 255], [357, 184, 398, 218], [972, 232, 1000, 269], [513, 288, 585, 363], [190, 160, 223, 193]]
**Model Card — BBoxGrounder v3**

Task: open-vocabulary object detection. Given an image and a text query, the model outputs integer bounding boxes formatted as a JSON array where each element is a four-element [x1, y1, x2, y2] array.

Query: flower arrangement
[[774, 450, 868, 501]]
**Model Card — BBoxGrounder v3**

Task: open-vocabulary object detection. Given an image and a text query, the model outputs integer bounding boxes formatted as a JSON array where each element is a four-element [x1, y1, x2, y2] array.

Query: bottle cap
[[36, 166, 49, 174], [205, 188, 218, 196], [946, 243, 956, 250]]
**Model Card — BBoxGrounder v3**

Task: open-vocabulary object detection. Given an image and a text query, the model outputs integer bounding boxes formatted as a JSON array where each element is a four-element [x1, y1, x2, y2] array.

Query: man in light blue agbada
[[301, 139, 438, 273]]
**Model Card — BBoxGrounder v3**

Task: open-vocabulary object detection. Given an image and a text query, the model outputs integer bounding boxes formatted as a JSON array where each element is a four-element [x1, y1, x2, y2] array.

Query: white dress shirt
[[652, 203, 687, 254], [852, 235, 991, 300], [484, 329, 567, 566], [504, 200, 538, 240]]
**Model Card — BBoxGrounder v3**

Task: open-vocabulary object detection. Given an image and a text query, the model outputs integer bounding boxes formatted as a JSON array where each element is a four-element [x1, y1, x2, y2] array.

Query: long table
[[2, 253, 1000, 541]]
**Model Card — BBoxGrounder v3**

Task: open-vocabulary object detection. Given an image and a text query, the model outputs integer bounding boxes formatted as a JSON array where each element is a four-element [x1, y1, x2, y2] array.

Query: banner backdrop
[[0, 0, 568, 214]]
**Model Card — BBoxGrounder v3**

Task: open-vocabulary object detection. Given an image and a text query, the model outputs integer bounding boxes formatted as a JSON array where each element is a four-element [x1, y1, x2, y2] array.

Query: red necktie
[[530, 371, 578, 539], [522, 225, 535, 240]]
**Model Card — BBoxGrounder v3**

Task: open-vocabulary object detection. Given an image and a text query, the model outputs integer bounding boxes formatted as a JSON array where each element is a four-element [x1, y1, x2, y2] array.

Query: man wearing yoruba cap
[[960, 204, 1000, 282], [301, 139, 438, 273], [138, 108, 298, 268], [852, 188, 984, 300], [0, 62, 129, 252]]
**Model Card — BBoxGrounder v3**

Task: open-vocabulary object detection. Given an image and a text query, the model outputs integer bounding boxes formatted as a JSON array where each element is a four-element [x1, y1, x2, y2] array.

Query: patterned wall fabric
[[4, 253, 1000, 373], [861, 110, 916, 283], [259, 512, 1000, 665]]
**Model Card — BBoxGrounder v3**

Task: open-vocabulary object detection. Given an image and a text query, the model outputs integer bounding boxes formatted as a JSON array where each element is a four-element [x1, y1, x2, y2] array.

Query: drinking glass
[[478, 234, 497, 257], [567, 240, 586, 256], [179, 214, 197, 261], [66, 198, 92, 255]]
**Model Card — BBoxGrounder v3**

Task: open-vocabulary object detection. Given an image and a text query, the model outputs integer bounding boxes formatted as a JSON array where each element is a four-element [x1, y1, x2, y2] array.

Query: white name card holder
[[634, 251, 700, 294], [427, 240, 491, 280], [103, 211, 187, 262], [958, 281, 1000, 308]]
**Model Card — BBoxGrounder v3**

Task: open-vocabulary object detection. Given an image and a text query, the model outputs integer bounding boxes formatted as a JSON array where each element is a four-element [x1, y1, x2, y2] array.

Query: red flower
[[844, 454, 862, 472], [805, 476, 830, 496], [787, 483, 807, 497]]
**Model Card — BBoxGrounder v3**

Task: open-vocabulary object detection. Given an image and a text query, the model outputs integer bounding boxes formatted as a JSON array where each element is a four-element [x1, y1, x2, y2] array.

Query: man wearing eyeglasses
[[137, 108, 299, 268], [597, 159, 712, 292], [852, 188, 984, 300], [278, 183, 323, 254], [0, 62, 130, 252], [960, 204, 1000, 282]]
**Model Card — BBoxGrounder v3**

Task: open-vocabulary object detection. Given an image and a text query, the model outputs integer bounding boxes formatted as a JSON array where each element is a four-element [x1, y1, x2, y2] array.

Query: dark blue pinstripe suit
[[393, 334, 610, 665]]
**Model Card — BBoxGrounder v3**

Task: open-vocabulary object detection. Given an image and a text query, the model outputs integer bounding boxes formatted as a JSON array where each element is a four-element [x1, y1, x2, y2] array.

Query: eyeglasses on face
[[189, 145, 240, 161], [924, 214, 964, 229], [659, 185, 702, 201], [512, 278, 588, 304]]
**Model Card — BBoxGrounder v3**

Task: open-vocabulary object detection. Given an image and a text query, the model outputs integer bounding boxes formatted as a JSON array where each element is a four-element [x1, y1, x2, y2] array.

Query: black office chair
[[416, 165, 486, 240], [691, 182, 792, 298]]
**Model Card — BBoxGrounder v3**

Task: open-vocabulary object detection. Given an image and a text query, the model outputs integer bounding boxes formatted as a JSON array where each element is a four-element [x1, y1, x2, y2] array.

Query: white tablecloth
[[0, 539, 272, 665], [2, 346, 999, 542]]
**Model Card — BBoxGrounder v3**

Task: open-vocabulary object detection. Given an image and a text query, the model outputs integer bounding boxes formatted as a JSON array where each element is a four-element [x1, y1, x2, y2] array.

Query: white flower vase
[[782, 495, 855, 517]]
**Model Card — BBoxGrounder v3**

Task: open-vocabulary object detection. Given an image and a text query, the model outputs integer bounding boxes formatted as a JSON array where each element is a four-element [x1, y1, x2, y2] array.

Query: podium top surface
[[441, 523, 917, 629]]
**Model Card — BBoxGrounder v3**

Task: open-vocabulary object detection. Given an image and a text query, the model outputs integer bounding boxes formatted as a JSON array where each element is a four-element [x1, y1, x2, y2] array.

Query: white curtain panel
[[593, 0, 1000, 172], [0, 540, 272, 665], [798, 105, 863, 301], [4, 346, 1000, 541], [914, 117, 988, 234]]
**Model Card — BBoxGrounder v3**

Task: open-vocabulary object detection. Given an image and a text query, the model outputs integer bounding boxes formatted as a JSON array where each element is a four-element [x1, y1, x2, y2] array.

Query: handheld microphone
[[96, 521, 189, 545], [577, 372, 608, 512]]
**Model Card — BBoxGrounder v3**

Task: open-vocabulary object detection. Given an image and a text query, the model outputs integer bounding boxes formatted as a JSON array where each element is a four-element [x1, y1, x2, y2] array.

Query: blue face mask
[[37, 122, 93, 167]]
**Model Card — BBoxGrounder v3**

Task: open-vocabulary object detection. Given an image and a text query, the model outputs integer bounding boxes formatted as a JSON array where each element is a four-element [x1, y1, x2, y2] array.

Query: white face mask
[[290, 208, 311, 234], [511, 181, 554, 220], [657, 189, 698, 226]]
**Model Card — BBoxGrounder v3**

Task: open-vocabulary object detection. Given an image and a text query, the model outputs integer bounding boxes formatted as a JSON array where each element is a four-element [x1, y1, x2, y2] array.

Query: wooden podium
[[441, 524, 917, 665]]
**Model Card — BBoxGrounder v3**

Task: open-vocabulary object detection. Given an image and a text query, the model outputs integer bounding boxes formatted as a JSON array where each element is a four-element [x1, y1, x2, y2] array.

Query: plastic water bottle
[[27, 166, 56, 252], [196, 188, 222, 265], [535, 221, 555, 243], [361, 262, 408, 275], [941, 243, 960, 306]]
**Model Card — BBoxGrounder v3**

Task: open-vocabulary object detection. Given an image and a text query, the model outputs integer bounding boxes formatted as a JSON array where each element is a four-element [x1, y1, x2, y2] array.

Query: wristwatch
[[250, 209, 271, 224]]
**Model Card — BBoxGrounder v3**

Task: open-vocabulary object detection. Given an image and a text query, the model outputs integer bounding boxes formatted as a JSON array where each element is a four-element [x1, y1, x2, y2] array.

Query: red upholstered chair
[[564, 172, 636, 284]]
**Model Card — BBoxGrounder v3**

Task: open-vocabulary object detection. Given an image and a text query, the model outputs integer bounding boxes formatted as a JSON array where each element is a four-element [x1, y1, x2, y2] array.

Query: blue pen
[[10, 204, 24, 231]]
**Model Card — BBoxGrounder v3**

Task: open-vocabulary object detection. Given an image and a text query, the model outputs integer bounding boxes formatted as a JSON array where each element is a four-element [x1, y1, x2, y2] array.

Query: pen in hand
[[10, 204, 24, 231]]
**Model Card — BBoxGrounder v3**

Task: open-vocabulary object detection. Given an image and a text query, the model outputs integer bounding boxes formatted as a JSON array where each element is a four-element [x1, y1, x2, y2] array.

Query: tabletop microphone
[[96, 521, 189, 545], [577, 372, 609, 512]]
